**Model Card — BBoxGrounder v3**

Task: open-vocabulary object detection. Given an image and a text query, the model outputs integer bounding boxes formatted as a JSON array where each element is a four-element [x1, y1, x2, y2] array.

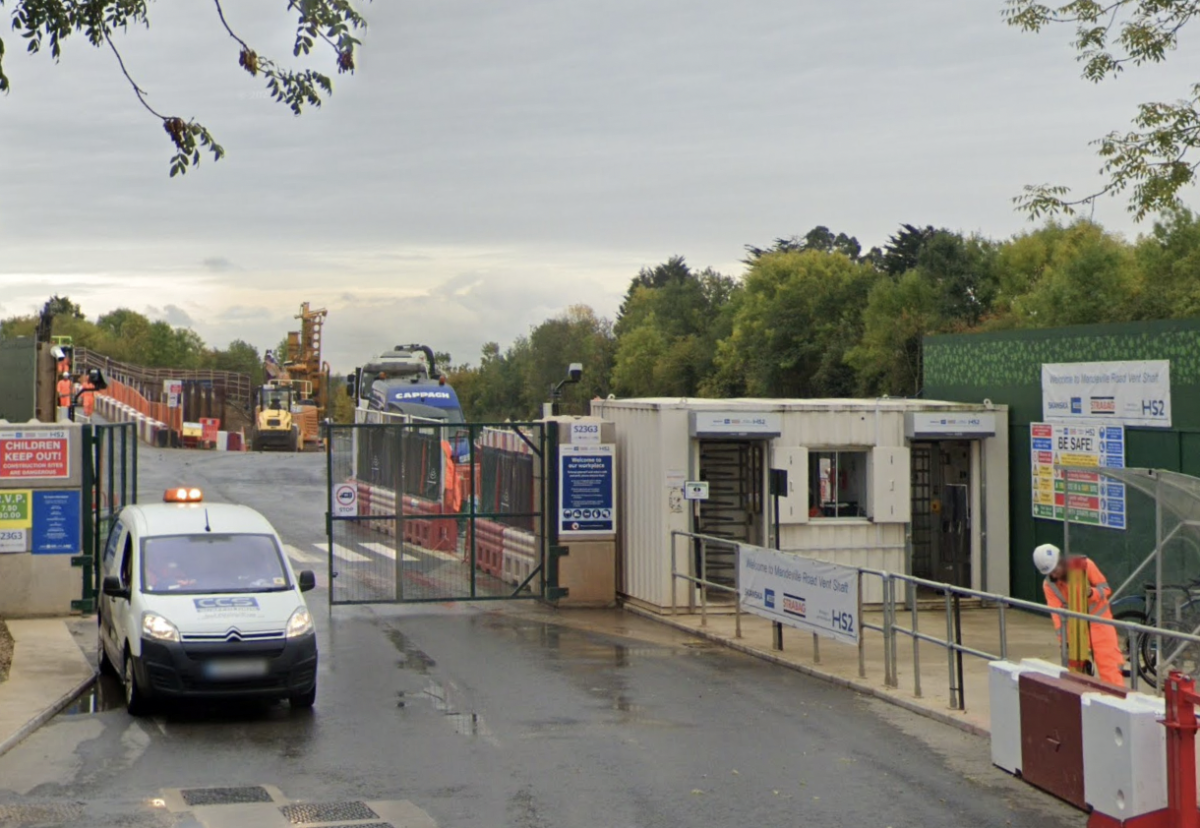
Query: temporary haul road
[[0, 448, 1081, 828]]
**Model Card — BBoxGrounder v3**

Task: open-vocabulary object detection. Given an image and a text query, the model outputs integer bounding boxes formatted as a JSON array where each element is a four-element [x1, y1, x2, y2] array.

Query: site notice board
[[0, 426, 81, 555], [558, 444, 615, 535], [1031, 422, 1126, 530]]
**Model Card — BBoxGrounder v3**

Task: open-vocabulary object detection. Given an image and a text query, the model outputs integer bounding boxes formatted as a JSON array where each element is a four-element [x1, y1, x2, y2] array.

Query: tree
[[213, 339, 263, 386], [847, 271, 945, 396], [879, 224, 937, 276], [1134, 208, 1200, 319], [1, 1, 368, 175], [989, 221, 1143, 328], [744, 225, 876, 263], [709, 250, 879, 397], [1005, 0, 1200, 219]]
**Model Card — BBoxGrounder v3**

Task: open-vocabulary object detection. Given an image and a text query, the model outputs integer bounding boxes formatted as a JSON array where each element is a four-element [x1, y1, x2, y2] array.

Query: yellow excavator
[[262, 302, 329, 451], [250, 382, 300, 452]]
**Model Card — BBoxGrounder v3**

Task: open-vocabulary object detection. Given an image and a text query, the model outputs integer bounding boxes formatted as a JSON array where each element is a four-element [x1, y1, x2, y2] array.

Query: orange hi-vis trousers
[[1044, 557, 1124, 686]]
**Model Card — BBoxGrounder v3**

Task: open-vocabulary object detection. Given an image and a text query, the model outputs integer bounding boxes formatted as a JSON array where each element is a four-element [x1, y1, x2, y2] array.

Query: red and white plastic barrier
[[990, 659, 1200, 824]]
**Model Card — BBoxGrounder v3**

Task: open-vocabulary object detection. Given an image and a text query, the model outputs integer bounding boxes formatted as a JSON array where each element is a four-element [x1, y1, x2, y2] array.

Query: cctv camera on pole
[[547, 363, 584, 417]]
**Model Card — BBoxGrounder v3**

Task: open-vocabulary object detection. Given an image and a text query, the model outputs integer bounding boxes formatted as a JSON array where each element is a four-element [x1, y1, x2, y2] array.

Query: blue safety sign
[[559, 445, 615, 535], [31, 489, 81, 554]]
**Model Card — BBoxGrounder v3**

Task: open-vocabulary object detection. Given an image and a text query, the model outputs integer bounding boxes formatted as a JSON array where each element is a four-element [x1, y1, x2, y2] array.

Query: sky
[[3, 1, 1200, 372]]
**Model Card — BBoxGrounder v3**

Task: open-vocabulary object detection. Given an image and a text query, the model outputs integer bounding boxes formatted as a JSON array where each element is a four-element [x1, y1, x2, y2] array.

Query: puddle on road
[[396, 680, 494, 741], [385, 628, 436, 674], [61, 674, 124, 714]]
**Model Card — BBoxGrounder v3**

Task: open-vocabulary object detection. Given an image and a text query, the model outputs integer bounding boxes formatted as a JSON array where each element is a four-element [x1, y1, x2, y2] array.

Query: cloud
[[201, 257, 240, 273], [145, 303, 196, 328]]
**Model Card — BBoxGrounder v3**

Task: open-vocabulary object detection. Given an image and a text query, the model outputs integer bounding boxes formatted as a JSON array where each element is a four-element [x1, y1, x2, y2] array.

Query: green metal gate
[[74, 422, 138, 612], [324, 420, 560, 605]]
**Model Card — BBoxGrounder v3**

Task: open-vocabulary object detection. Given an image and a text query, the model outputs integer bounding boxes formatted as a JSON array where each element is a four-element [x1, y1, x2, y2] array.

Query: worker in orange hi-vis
[[1034, 543, 1125, 686], [80, 377, 96, 417], [56, 371, 72, 410]]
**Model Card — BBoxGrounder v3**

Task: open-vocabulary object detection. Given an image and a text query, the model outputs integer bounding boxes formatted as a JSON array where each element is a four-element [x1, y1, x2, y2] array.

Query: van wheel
[[290, 682, 316, 710], [123, 650, 149, 717]]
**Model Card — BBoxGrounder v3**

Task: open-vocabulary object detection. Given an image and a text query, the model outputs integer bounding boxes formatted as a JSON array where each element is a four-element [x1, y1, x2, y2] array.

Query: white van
[[98, 487, 318, 715]]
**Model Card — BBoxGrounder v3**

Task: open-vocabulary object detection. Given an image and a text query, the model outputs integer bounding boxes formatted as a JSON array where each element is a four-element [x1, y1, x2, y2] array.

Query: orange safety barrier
[[98, 379, 180, 436]]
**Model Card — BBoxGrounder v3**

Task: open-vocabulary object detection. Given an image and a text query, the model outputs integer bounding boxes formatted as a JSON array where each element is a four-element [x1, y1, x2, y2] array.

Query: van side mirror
[[298, 570, 316, 592], [102, 575, 129, 600]]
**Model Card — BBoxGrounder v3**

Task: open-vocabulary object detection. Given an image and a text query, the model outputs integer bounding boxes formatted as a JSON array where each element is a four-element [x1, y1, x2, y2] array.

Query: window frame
[[808, 448, 870, 520]]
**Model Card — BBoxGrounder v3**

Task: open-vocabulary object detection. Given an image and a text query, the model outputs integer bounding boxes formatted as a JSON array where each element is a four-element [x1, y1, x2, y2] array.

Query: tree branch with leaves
[[1005, 0, 1200, 219], [1, 0, 368, 176]]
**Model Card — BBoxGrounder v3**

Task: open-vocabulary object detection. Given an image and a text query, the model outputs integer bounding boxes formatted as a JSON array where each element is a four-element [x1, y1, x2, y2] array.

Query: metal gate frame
[[74, 422, 138, 613], [324, 419, 562, 605]]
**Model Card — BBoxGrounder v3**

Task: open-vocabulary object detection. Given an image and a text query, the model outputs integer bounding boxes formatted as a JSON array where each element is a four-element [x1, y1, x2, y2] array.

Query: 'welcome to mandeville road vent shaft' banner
[[738, 545, 859, 645]]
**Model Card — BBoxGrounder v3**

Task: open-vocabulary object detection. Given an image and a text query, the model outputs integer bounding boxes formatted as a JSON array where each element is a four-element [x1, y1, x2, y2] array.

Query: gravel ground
[[0, 618, 11, 683]]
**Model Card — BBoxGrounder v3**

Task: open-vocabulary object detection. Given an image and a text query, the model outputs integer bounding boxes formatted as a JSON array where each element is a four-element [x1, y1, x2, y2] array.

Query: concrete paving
[[0, 617, 96, 757], [629, 601, 1067, 736]]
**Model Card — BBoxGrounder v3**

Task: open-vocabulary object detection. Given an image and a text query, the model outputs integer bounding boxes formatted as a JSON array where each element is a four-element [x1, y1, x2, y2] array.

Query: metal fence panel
[[77, 422, 138, 612], [326, 420, 549, 605]]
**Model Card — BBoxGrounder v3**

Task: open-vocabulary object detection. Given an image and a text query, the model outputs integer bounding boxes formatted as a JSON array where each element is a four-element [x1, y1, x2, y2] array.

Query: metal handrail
[[667, 531, 1200, 709]]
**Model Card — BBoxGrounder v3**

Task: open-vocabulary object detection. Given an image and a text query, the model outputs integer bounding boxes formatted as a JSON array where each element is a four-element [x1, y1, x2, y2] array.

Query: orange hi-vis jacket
[[1043, 556, 1124, 686]]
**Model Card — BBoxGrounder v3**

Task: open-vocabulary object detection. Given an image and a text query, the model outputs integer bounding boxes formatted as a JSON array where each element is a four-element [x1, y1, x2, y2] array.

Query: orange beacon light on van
[[163, 488, 203, 503]]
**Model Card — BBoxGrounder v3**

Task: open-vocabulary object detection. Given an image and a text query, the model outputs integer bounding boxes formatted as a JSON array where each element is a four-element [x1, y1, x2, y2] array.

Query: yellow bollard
[[1066, 556, 1092, 675]]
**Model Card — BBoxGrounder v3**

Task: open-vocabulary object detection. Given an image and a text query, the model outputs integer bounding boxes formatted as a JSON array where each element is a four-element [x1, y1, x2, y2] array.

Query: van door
[[99, 519, 125, 654], [111, 534, 136, 653]]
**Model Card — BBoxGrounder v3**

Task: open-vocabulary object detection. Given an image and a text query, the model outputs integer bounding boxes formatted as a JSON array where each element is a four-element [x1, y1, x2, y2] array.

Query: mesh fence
[[327, 421, 546, 604]]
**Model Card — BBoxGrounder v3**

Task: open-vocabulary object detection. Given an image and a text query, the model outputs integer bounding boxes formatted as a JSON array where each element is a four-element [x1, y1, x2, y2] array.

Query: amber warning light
[[164, 487, 203, 503]]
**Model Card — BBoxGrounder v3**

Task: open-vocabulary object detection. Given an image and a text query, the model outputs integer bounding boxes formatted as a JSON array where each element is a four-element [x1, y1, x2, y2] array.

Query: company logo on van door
[[193, 597, 260, 610]]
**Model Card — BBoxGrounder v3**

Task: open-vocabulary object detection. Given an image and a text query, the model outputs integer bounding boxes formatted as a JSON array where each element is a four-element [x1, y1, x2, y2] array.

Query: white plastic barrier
[[1082, 693, 1167, 820], [989, 659, 1067, 774]]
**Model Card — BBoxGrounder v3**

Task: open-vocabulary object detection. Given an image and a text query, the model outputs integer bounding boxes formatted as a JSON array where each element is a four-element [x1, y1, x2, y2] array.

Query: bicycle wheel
[[1112, 607, 1153, 686]]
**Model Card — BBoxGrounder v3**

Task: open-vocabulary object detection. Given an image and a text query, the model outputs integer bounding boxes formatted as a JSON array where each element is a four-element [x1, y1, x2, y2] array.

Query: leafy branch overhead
[[0, 0, 368, 176], [1004, 0, 1200, 219]]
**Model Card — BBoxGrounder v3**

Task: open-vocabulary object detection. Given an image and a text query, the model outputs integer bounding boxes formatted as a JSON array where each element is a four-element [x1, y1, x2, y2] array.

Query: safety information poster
[[1031, 422, 1126, 530]]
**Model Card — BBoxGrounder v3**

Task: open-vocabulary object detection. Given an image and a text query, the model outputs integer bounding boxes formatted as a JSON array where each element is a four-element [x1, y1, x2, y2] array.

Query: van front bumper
[[136, 633, 317, 700]]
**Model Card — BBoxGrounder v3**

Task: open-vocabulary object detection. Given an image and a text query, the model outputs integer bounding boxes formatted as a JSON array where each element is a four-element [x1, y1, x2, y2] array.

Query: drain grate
[[0, 801, 86, 826], [180, 786, 273, 806], [280, 802, 380, 824]]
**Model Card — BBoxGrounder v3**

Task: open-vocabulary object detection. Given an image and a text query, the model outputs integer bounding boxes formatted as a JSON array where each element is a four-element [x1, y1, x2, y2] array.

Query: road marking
[[360, 542, 418, 562], [317, 542, 370, 563], [284, 544, 321, 564]]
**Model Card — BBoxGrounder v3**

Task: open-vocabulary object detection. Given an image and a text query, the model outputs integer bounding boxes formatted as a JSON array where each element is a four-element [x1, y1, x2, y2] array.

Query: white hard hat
[[1033, 543, 1061, 575]]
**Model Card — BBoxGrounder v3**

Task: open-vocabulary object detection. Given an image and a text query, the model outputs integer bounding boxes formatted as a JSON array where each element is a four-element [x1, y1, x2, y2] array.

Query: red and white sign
[[0, 429, 70, 479], [200, 418, 220, 443]]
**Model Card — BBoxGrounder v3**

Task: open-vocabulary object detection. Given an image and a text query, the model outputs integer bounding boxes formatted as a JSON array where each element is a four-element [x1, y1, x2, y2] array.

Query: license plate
[[202, 658, 268, 680]]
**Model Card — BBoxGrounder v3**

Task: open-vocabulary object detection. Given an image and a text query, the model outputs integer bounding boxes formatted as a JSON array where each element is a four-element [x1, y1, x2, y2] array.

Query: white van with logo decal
[[98, 488, 318, 715]]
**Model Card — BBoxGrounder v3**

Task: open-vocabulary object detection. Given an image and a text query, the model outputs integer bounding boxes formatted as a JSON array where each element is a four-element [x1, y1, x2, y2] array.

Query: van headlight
[[142, 612, 180, 642], [286, 607, 313, 638]]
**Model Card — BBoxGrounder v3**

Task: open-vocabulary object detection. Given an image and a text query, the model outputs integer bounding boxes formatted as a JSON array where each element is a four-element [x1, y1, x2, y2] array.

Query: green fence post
[[544, 421, 569, 602], [74, 424, 95, 614]]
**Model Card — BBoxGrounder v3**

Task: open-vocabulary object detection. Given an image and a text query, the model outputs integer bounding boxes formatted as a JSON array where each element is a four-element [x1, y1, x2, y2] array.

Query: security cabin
[[98, 487, 318, 715], [590, 398, 1009, 609]]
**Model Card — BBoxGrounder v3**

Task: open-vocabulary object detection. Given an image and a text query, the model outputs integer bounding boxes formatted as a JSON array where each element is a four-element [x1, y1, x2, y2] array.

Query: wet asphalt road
[[0, 447, 1083, 828]]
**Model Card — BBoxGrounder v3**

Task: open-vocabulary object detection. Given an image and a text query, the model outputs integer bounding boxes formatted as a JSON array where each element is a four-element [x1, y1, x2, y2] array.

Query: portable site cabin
[[590, 398, 1010, 609]]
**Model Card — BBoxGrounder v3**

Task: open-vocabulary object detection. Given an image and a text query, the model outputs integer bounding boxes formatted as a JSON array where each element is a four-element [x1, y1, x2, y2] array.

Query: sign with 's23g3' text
[[739, 545, 859, 645]]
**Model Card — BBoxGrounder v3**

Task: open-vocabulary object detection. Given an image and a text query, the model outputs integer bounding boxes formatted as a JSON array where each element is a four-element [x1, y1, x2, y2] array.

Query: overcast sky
[[3, 1, 1199, 372]]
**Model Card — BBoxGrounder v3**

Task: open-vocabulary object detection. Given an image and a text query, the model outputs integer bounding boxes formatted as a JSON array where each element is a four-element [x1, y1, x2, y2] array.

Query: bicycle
[[1110, 577, 1200, 687]]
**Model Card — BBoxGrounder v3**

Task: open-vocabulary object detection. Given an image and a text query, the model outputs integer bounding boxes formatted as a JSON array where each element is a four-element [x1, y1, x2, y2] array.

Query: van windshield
[[141, 534, 290, 594]]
